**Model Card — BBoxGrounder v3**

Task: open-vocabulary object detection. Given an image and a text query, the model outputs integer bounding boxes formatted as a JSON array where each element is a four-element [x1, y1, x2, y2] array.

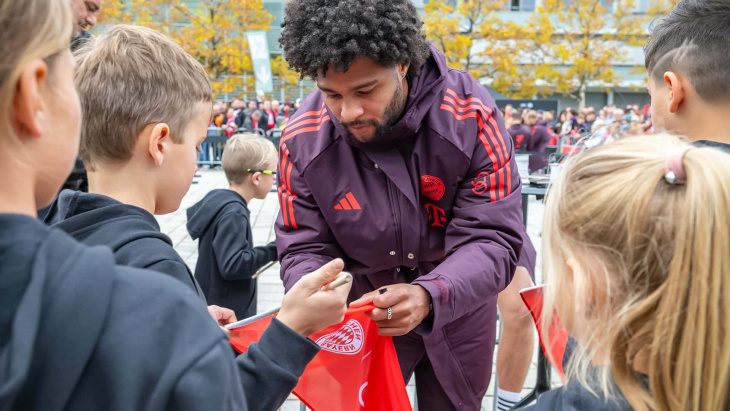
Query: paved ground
[[156, 168, 558, 411]]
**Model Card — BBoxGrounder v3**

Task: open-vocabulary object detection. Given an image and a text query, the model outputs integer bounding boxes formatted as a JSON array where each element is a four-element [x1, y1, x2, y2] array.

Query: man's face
[[248, 101, 256, 109], [272, 101, 280, 111], [263, 101, 271, 111], [317, 57, 408, 143], [253, 113, 262, 121], [70, 0, 101, 37], [586, 113, 596, 122]]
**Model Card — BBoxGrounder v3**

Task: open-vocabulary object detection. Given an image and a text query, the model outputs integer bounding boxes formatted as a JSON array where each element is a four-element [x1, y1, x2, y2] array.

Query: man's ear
[[398, 63, 410, 79], [12, 59, 49, 139], [664, 71, 685, 114], [147, 123, 170, 167]]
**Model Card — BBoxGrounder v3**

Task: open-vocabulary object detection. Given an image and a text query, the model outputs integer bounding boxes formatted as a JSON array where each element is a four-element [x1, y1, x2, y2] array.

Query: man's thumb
[[303, 258, 344, 288]]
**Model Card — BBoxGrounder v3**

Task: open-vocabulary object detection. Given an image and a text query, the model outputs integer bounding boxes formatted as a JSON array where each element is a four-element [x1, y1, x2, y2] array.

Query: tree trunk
[[578, 81, 587, 111]]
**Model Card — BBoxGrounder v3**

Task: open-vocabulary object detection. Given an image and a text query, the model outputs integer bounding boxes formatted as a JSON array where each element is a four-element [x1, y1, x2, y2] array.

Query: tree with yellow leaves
[[422, 1, 545, 99], [99, 0, 273, 96], [520, 0, 651, 110]]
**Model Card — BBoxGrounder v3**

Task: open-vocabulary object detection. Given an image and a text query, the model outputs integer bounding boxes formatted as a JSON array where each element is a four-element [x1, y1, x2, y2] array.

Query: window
[[508, 0, 536, 12]]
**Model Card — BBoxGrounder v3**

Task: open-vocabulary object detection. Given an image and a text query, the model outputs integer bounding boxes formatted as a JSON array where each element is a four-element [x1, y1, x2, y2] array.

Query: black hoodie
[[187, 189, 277, 319], [0, 214, 319, 411], [44, 190, 205, 302]]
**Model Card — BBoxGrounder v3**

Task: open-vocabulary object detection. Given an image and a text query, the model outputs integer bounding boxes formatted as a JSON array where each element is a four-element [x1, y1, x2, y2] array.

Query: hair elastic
[[664, 146, 694, 184]]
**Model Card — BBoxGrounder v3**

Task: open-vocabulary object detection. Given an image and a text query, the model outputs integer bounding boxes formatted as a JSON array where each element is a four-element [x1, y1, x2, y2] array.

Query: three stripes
[[278, 103, 331, 228]]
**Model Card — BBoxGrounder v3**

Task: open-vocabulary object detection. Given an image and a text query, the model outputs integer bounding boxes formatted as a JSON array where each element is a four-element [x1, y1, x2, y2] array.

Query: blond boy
[[187, 134, 279, 319], [42, 25, 352, 410]]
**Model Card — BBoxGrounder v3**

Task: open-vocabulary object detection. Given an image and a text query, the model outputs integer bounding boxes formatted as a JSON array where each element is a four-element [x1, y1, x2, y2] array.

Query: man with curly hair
[[274, 1, 528, 409]]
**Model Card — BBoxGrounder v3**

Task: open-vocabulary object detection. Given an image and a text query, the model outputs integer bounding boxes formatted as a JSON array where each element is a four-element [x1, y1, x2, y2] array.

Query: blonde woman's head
[[0, 0, 80, 210], [543, 134, 730, 411]]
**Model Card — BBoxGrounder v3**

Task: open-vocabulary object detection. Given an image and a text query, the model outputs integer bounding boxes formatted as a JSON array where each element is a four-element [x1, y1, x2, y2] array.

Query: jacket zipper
[[386, 179, 403, 263]]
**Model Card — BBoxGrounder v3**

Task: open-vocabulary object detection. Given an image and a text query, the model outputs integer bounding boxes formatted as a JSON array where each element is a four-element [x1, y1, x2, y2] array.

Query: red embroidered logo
[[471, 171, 490, 196], [334, 192, 362, 210], [425, 204, 447, 227], [315, 319, 364, 355], [420, 175, 445, 201]]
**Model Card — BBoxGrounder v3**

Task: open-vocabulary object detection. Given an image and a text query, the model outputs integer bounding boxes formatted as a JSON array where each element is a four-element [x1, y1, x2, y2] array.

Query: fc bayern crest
[[420, 175, 445, 201], [315, 319, 364, 355]]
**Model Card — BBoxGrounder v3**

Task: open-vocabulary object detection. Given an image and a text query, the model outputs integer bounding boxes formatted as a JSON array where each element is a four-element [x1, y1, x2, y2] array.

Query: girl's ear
[[12, 59, 49, 139]]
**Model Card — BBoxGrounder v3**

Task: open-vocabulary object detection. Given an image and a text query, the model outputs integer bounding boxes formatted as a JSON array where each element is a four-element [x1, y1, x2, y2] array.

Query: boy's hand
[[208, 305, 237, 336], [277, 259, 352, 338]]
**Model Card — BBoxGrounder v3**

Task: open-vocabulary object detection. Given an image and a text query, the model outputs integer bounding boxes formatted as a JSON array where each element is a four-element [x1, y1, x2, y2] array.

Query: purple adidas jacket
[[275, 45, 524, 410]]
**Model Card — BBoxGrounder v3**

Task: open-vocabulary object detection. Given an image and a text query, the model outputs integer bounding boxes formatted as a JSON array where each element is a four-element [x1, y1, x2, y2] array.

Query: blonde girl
[[529, 134, 729, 411]]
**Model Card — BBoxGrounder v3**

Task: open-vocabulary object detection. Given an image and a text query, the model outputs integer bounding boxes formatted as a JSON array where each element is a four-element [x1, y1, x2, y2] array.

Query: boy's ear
[[147, 123, 170, 167], [12, 59, 49, 139], [250, 171, 262, 187], [663, 71, 685, 114]]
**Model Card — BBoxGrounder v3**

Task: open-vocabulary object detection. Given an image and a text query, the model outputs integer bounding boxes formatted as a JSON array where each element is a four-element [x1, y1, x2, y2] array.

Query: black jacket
[[521, 374, 635, 410], [695, 140, 730, 153], [187, 189, 277, 319], [44, 190, 206, 302], [0, 214, 319, 411]]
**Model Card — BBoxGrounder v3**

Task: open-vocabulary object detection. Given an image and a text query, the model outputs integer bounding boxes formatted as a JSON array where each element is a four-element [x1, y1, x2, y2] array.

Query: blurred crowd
[[210, 98, 303, 137]]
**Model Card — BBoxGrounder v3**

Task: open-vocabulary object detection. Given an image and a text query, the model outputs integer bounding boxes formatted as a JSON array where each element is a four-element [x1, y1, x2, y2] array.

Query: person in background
[[231, 99, 245, 118], [211, 103, 227, 127], [524, 135, 730, 410], [70, 0, 101, 51], [241, 110, 263, 133], [261, 100, 277, 131], [504, 104, 515, 121], [508, 111, 532, 150], [524, 110, 552, 173], [585, 109, 596, 131], [225, 108, 238, 136]]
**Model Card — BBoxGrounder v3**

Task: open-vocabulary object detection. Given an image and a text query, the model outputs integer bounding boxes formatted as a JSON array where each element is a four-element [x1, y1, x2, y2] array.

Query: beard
[[342, 74, 406, 144]]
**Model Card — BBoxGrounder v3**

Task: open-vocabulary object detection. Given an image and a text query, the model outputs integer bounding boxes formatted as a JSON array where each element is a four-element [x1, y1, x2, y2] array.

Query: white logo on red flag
[[315, 319, 364, 355]]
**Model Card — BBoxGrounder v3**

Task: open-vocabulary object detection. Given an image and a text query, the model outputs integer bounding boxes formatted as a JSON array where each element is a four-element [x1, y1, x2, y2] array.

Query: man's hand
[[350, 284, 432, 337], [207, 305, 238, 336], [277, 259, 352, 338]]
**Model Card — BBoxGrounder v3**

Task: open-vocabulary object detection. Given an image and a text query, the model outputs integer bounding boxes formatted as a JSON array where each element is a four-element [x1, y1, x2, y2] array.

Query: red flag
[[519, 285, 570, 381], [229, 305, 412, 411]]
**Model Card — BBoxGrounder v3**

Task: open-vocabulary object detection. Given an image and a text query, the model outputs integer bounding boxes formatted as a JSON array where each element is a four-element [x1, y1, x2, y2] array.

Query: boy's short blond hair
[[74, 25, 212, 170], [222, 134, 277, 185]]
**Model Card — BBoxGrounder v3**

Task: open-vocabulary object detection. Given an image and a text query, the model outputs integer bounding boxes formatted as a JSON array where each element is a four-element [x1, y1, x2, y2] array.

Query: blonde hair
[[542, 134, 730, 410], [222, 134, 277, 185], [0, 0, 71, 137], [74, 25, 212, 170]]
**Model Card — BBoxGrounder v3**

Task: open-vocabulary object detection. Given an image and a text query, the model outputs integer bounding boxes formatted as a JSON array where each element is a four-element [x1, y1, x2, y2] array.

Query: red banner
[[229, 305, 412, 411]]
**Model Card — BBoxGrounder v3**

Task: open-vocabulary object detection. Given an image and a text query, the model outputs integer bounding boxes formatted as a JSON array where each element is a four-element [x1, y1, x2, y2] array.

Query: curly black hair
[[279, 0, 431, 79]]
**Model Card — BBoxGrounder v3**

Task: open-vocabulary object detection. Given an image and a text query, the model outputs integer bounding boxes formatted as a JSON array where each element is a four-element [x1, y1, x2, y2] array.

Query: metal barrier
[[198, 127, 285, 167]]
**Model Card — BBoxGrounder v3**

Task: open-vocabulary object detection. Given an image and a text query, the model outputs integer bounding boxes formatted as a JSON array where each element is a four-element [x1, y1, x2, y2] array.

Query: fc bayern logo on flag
[[315, 319, 364, 355], [420, 175, 445, 201]]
